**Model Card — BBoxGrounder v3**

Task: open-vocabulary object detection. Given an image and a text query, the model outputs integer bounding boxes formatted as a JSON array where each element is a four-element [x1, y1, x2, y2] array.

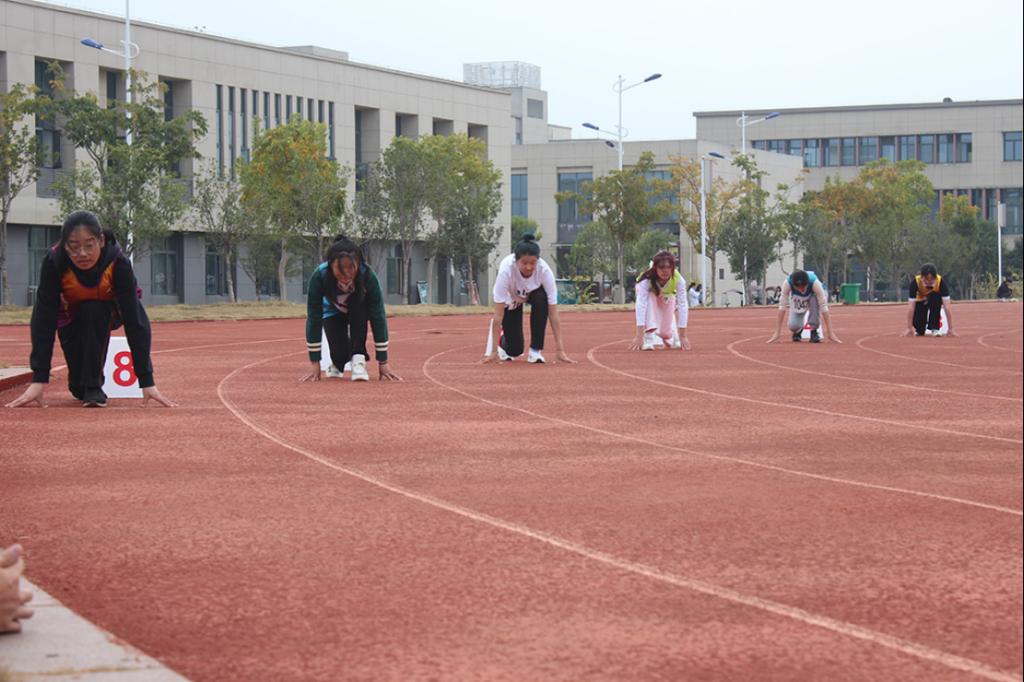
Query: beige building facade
[[1, 0, 512, 306]]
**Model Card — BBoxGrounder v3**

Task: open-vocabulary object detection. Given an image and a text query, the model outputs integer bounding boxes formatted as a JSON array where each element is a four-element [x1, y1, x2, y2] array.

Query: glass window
[[527, 98, 544, 119], [823, 138, 840, 167], [228, 86, 236, 176], [970, 189, 984, 214], [252, 90, 259, 129], [858, 137, 878, 165], [752, 140, 766, 151], [937, 134, 954, 163], [163, 81, 174, 122], [803, 139, 819, 167], [205, 245, 227, 296], [264, 92, 271, 130], [215, 85, 223, 175], [28, 226, 60, 287], [386, 244, 404, 296], [285, 95, 292, 121], [788, 139, 803, 158], [1004, 188, 1023, 235], [841, 138, 857, 166], [918, 135, 934, 163], [318, 100, 325, 124], [557, 171, 593, 243], [898, 135, 916, 161], [511, 174, 528, 217], [355, 109, 363, 164], [240, 88, 248, 161], [151, 236, 179, 296], [956, 133, 972, 163], [328, 102, 335, 159], [880, 136, 895, 161], [105, 70, 117, 104], [1002, 131, 1022, 161], [767, 140, 785, 154], [274, 94, 281, 126]]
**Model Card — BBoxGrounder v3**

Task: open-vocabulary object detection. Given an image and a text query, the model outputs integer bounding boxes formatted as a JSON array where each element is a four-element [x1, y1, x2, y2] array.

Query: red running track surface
[[1, 303, 1021, 681]]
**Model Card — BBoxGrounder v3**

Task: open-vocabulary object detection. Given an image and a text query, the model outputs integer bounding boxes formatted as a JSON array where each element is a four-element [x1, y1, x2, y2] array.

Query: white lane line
[[727, 336, 1022, 403], [217, 345, 1022, 682], [977, 329, 1024, 354], [589, 338, 1022, 445], [856, 333, 1023, 375]]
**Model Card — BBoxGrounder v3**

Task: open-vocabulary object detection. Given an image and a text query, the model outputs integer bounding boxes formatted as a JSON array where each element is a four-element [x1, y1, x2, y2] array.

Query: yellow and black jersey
[[909, 274, 950, 302]]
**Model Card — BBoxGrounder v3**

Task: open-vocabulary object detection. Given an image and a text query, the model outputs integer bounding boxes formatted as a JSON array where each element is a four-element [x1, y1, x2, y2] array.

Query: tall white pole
[[124, 0, 132, 146], [998, 202, 1006, 285], [700, 157, 707, 306], [616, 75, 624, 171], [740, 112, 746, 155]]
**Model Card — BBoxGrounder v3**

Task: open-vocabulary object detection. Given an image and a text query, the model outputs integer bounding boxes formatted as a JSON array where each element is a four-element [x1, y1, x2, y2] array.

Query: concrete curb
[[0, 368, 32, 393], [0, 579, 188, 681]]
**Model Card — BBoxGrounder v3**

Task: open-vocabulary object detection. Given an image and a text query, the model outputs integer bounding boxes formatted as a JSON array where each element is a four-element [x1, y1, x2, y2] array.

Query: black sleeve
[[113, 257, 155, 388], [29, 256, 62, 383], [939, 278, 950, 297], [907, 279, 916, 299]]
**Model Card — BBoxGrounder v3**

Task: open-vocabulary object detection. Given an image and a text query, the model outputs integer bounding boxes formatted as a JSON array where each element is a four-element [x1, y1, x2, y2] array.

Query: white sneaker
[[325, 364, 344, 379], [527, 348, 545, 364], [343, 361, 352, 372], [669, 335, 682, 350], [641, 332, 656, 351], [350, 354, 370, 381], [497, 345, 511, 361]]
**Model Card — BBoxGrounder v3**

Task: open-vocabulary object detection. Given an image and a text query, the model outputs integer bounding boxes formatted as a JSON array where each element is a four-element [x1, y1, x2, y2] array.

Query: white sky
[[49, 0, 1024, 140]]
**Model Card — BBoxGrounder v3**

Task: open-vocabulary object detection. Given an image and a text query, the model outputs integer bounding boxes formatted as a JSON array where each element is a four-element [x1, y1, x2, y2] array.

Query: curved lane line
[[977, 329, 1024, 354], [216, 343, 1022, 682], [856, 333, 1023, 375], [727, 336, 1022, 403], [588, 338, 1022, 446]]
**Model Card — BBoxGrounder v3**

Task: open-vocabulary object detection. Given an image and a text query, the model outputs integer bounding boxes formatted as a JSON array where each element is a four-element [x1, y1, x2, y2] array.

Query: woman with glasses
[[7, 211, 175, 408]]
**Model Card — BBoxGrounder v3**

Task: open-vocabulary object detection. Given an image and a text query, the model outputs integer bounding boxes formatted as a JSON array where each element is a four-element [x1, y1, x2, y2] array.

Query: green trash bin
[[840, 283, 861, 305]]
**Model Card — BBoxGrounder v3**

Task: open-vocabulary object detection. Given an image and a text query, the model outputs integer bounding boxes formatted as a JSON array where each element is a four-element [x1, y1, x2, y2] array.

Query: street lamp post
[[997, 202, 1006, 285], [583, 73, 661, 170], [81, 0, 139, 256], [736, 111, 780, 155], [699, 152, 725, 306]]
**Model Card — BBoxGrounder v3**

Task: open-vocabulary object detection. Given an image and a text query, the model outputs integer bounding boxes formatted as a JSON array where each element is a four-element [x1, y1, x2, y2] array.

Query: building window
[[527, 98, 544, 119], [215, 85, 224, 175], [841, 138, 856, 166], [918, 135, 935, 163], [386, 244, 404, 296], [151, 236, 180, 296], [162, 81, 174, 122], [988, 189, 999, 221], [858, 137, 878, 165], [28, 226, 60, 288], [557, 171, 593, 244], [937, 134, 954, 163], [752, 140, 766, 151], [803, 139, 819, 167], [880, 136, 895, 162], [1004, 188, 1023, 235], [252, 90, 259, 130], [228, 86, 236, 176], [285, 95, 292, 122], [240, 88, 248, 161], [897, 135, 915, 161], [1003, 131, 1022, 161], [767, 140, 785, 154], [328, 102, 335, 159], [787, 139, 803, 159], [955, 133, 972, 163], [318, 100, 325, 124], [104, 70, 118, 103], [205, 244, 227, 296], [264, 92, 271, 130], [823, 138, 840, 166], [511, 173, 528, 217], [274, 94, 281, 126]]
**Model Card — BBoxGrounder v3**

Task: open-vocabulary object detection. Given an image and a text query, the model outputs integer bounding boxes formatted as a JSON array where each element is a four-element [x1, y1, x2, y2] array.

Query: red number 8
[[113, 350, 137, 387]]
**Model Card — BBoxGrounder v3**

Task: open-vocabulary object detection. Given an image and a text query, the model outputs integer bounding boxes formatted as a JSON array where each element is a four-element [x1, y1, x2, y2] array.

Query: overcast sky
[[53, 0, 1024, 140]]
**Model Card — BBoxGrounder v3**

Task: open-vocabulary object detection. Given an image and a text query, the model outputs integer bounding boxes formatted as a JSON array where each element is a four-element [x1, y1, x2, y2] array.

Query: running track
[[1, 303, 1021, 681]]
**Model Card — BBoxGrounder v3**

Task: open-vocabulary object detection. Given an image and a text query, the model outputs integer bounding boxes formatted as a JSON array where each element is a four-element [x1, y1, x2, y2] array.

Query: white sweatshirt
[[635, 274, 689, 328]]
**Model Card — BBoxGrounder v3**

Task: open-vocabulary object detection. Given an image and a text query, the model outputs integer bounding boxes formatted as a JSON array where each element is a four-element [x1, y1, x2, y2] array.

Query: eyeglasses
[[65, 240, 100, 256]]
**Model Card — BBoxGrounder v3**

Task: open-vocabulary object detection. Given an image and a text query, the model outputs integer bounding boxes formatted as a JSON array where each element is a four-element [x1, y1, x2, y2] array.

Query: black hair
[[637, 250, 676, 296], [791, 269, 809, 287], [920, 263, 938, 277], [324, 235, 366, 302], [513, 233, 541, 260]]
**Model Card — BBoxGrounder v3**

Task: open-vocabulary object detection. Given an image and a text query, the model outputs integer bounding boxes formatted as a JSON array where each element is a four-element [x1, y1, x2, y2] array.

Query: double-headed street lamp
[[699, 151, 725, 304], [583, 73, 662, 170], [736, 111, 780, 155], [81, 1, 139, 144]]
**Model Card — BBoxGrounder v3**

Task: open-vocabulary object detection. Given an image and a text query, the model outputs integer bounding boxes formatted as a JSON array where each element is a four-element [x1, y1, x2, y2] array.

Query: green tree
[[351, 166, 398, 278], [368, 136, 438, 303], [661, 154, 744, 305], [801, 176, 866, 284], [849, 159, 933, 300], [240, 117, 349, 299], [423, 134, 503, 295], [1, 82, 44, 304], [562, 151, 669, 303], [718, 155, 792, 297], [238, 230, 283, 302], [627, 228, 676, 275], [566, 220, 616, 282], [189, 162, 254, 302], [511, 215, 541, 245], [41, 65, 207, 259]]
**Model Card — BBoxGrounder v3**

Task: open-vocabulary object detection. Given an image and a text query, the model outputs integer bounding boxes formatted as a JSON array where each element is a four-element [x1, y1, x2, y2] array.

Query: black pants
[[323, 309, 368, 368], [500, 287, 549, 357], [58, 300, 116, 397], [913, 293, 943, 335]]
